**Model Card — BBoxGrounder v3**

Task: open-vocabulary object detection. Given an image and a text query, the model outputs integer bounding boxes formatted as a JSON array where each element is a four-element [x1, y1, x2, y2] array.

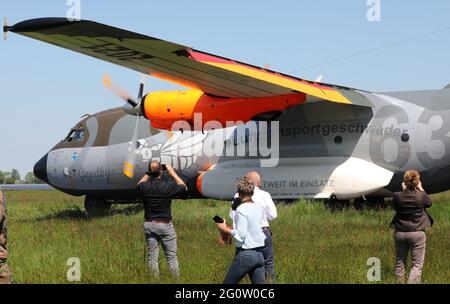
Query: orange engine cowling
[[141, 90, 306, 130]]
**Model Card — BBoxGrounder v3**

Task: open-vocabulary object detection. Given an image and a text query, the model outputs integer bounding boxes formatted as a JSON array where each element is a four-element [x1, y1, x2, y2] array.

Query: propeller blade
[[138, 75, 146, 101], [103, 74, 138, 107], [122, 115, 141, 178]]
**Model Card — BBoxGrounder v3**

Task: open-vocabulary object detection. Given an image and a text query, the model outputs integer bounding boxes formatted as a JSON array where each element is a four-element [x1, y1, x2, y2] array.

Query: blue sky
[[1, 0, 450, 177]]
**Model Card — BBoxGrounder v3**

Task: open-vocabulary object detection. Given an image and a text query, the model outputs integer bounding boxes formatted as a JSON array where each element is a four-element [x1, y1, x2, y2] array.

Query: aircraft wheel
[[325, 194, 337, 210], [335, 200, 350, 211], [84, 197, 112, 217], [354, 197, 366, 211], [366, 197, 385, 211], [325, 194, 349, 212]]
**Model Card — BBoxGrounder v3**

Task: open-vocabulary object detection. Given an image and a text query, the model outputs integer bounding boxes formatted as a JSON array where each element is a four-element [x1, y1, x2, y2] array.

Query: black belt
[[145, 218, 171, 223], [238, 246, 265, 252]]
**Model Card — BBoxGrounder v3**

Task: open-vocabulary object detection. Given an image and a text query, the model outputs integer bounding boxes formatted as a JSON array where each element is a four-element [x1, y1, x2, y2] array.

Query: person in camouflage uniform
[[0, 188, 12, 284]]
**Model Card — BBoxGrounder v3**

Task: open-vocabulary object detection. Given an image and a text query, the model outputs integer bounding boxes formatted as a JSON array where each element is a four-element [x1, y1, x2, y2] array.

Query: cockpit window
[[73, 129, 85, 142], [64, 129, 85, 142], [64, 130, 75, 142]]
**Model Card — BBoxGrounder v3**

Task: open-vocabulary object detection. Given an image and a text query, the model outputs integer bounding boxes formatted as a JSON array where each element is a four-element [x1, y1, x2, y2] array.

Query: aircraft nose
[[34, 153, 49, 184]]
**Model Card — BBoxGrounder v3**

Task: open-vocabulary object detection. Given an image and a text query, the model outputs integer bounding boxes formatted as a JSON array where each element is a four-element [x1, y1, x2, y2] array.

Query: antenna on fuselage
[[80, 114, 91, 119]]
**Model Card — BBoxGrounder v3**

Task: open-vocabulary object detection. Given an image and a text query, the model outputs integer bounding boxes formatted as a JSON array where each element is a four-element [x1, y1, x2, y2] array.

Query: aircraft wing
[[5, 18, 371, 106]]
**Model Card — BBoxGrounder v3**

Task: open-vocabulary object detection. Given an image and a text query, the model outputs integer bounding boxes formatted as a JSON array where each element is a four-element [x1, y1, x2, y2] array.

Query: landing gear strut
[[84, 197, 112, 217]]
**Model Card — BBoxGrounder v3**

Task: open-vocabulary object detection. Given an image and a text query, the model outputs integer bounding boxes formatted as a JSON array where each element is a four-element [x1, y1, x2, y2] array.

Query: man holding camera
[[138, 161, 187, 279]]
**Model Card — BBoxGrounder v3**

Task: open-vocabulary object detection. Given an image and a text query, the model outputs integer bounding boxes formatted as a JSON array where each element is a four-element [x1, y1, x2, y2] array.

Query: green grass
[[4, 190, 450, 284]]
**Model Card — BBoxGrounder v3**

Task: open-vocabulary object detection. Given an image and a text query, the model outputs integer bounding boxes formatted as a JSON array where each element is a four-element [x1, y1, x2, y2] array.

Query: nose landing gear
[[84, 197, 112, 217]]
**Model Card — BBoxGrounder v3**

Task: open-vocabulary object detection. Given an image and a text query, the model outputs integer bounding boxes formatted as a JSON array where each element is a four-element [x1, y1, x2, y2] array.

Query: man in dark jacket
[[391, 170, 433, 284]]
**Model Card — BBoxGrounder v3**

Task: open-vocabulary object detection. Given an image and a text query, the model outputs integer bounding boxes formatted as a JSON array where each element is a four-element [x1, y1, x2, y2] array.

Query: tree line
[[0, 169, 45, 184]]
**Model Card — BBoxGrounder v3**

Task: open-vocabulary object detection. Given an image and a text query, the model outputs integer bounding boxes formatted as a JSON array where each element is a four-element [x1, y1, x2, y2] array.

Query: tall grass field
[[4, 190, 450, 284]]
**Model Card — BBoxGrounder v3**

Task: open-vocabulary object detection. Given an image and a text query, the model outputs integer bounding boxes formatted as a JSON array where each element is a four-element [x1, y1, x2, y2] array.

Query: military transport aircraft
[[4, 18, 450, 215]]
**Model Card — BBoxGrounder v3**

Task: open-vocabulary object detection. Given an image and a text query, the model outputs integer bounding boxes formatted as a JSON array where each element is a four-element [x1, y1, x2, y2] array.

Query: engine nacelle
[[141, 90, 306, 130]]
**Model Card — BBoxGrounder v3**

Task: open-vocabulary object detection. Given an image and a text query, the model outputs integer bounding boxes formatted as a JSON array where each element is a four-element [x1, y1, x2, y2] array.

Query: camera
[[213, 215, 224, 223]]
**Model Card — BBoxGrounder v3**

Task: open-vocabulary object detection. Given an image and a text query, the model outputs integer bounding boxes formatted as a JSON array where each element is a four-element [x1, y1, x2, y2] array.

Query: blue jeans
[[223, 249, 266, 284], [261, 227, 276, 282]]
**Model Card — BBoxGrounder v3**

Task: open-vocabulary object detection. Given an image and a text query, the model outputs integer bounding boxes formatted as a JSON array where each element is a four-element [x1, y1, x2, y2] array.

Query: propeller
[[122, 114, 141, 178], [3, 17, 8, 40], [103, 74, 146, 178]]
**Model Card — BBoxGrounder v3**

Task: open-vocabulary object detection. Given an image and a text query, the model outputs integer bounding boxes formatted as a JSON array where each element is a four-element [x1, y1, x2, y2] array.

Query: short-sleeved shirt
[[138, 177, 187, 221]]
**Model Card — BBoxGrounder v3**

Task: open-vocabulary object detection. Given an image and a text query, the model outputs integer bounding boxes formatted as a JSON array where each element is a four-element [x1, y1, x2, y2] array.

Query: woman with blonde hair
[[391, 170, 433, 284]]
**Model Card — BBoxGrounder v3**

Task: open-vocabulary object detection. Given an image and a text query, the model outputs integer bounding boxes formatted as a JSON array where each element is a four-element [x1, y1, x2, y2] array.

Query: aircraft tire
[[84, 197, 112, 217], [354, 197, 366, 211], [366, 197, 385, 211]]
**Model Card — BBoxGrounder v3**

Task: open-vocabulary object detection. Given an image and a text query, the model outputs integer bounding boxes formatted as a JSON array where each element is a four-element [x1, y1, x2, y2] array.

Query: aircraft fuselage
[[34, 88, 450, 202]]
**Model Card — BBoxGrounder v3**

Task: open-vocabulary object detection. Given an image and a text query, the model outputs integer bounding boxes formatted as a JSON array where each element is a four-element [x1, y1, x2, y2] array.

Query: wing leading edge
[[5, 18, 372, 106]]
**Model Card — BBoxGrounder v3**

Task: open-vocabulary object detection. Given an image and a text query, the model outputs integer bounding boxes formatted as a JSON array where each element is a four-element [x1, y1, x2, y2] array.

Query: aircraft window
[[401, 133, 410, 142], [64, 130, 76, 142], [334, 136, 343, 145], [64, 129, 85, 142], [72, 129, 85, 142]]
